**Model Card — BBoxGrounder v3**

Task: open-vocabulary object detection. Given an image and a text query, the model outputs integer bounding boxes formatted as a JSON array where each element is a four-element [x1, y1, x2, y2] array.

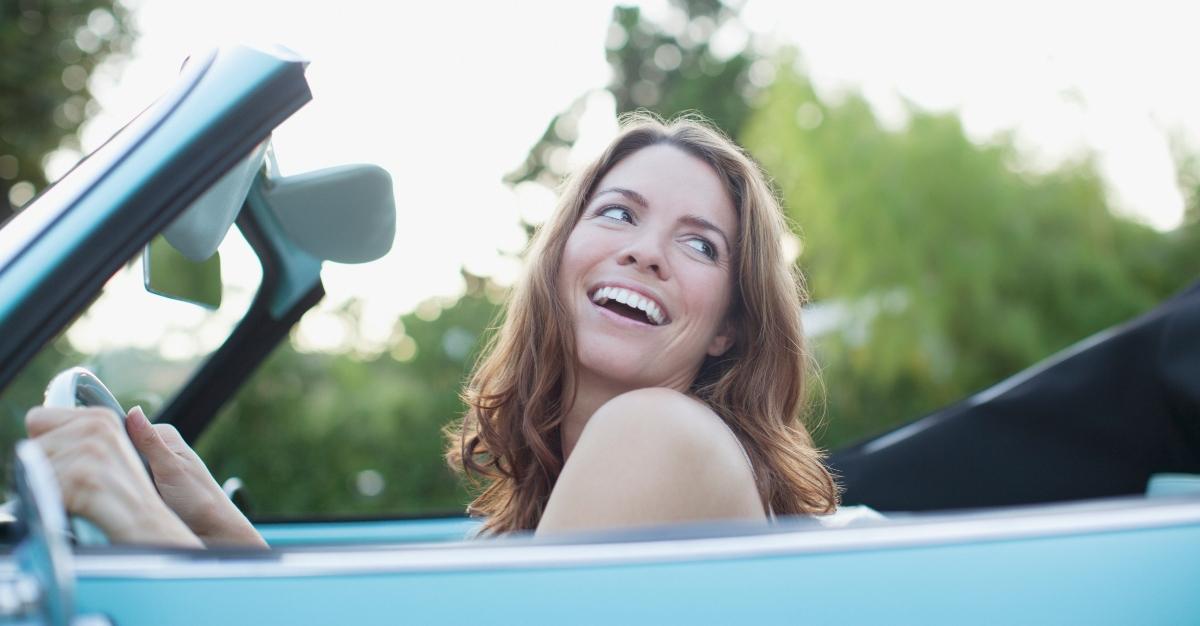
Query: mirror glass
[[143, 235, 222, 309]]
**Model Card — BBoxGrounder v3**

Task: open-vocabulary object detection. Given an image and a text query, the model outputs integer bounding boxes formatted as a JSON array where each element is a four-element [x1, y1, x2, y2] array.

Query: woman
[[25, 114, 837, 546]]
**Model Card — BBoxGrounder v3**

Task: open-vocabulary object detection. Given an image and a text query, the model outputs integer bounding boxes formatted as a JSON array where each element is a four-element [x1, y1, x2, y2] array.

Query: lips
[[587, 284, 670, 326]]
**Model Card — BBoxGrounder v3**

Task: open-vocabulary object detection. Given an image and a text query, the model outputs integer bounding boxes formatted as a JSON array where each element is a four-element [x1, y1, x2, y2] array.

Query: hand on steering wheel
[[122, 405, 266, 547], [27, 368, 200, 547]]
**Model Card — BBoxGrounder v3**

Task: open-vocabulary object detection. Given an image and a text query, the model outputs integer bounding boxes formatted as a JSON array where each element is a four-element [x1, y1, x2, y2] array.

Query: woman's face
[[559, 144, 738, 392]]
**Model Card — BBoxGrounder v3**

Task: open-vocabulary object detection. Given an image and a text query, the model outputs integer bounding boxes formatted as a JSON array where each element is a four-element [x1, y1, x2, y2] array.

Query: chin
[[575, 335, 657, 388]]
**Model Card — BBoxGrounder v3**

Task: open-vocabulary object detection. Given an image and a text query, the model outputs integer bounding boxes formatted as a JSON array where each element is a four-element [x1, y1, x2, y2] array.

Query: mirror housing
[[261, 164, 395, 264]]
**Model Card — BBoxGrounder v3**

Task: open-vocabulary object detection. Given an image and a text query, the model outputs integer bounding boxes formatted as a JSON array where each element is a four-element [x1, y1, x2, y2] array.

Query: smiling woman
[[447, 113, 838, 535]]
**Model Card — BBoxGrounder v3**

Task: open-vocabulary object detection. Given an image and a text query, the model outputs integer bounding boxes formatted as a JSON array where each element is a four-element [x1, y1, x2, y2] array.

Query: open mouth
[[589, 286, 668, 326]]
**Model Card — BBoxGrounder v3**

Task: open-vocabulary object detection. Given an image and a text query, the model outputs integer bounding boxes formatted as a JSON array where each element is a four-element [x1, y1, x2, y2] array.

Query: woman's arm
[[537, 388, 766, 535], [25, 406, 266, 548]]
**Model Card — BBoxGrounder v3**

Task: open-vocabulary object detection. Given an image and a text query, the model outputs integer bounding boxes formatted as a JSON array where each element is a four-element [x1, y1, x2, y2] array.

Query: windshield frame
[[0, 46, 311, 391]]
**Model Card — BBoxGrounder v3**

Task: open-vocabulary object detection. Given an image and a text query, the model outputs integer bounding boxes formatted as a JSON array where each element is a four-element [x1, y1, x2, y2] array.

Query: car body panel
[[244, 181, 323, 318], [256, 518, 480, 547], [73, 497, 1200, 624]]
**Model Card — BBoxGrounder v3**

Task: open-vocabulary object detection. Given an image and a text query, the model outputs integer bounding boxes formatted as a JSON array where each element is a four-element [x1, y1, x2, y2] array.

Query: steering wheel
[[42, 367, 152, 545], [43, 367, 126, 422]]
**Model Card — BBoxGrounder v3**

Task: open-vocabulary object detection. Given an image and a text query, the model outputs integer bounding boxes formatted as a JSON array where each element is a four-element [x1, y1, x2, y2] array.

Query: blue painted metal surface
[[73, 515, 1200, 625], [244, 182, 322, 318], [257, 517, 480, 546]]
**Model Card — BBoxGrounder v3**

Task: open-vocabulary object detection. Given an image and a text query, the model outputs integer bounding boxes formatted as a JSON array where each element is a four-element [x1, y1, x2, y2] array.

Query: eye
[[685, 237, 718, 260], [597, 205, 634, 224]]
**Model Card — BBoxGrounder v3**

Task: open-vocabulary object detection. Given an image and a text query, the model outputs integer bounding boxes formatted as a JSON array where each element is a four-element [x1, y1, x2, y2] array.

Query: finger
[[38, 437, 160, 532], [151, 423, 204, 465], [35, 426, 104, 467], [50, 450, 107, 517], [36, 413, 156, 490], [32, 428, 141, 503], [34, 417, 140, 470], [125, 406, 171, 463], [26, 406, 119, 437], [152, 422, 187, 451], [46, 444, 146, 539]]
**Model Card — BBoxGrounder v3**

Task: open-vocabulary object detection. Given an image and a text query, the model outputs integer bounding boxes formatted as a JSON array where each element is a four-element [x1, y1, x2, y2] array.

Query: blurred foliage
[[506, 0, 755, 190], [742, 59, 1200, 445], [0, 338, 83, 488], [196, 283, 501, 517], [0, 0, 135, 222]]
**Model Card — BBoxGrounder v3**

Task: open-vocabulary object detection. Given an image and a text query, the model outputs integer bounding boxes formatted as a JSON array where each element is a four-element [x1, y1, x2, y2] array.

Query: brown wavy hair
[[445, 112, 838, 534]]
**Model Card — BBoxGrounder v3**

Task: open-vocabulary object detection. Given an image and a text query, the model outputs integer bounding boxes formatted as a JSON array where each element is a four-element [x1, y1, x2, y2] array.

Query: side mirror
[[140, 141, 267, 309], [260, 164, 395, 264], [143, 235, 222, 309]]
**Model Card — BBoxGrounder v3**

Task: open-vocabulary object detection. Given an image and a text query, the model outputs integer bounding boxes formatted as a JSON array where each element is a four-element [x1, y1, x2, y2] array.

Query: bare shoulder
[[539, 388, 765, 534], [581, 387, 739, 449]]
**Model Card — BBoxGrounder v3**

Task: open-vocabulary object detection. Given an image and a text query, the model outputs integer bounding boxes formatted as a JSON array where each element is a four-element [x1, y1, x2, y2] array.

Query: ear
[[706, 319, 735, 357]]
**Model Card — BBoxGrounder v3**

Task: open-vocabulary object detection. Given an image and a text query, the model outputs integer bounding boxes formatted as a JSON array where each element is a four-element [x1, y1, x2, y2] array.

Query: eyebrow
[[680, 215, 731, 252], [595, 186, 648, 207], [593, 187, 732, 252]]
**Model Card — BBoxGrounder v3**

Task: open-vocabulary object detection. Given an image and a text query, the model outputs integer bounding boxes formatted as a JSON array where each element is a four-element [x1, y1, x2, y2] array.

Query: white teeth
[[647, 302, 663, 325], [590, 286, 668, 325]]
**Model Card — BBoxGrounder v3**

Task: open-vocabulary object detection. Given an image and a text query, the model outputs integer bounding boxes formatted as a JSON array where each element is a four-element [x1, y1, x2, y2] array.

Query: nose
[[616, 232, 669, 280]]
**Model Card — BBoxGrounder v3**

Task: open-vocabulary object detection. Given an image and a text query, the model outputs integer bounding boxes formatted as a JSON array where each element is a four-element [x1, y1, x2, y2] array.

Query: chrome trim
[[72, 496, 1200, 580]]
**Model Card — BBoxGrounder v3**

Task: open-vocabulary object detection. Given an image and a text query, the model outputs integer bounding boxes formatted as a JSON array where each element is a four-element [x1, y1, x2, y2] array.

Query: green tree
[[1170, 132, 1200, 225], [0, 0, 136, 222], [742, 57, 1198, 447], [506, 0, 757, 190]]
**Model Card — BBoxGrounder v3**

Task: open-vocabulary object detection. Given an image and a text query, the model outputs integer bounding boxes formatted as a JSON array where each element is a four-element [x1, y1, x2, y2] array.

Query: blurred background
[[2, 0, 1199, 518]]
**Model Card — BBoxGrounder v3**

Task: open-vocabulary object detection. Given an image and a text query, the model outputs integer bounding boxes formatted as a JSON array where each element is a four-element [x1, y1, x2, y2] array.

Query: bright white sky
[[59, 0, 1200, 354]]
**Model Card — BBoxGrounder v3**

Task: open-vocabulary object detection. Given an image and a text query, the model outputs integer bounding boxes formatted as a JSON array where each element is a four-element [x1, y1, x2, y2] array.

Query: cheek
[[558, 237, 584, 289], [558, 232, 596, 303], [682, 268, 734, 324], [560, 229, 607, 278]]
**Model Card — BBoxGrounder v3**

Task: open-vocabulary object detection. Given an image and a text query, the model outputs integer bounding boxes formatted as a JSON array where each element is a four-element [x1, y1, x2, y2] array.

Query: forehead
[[594, 144, 737, 235]]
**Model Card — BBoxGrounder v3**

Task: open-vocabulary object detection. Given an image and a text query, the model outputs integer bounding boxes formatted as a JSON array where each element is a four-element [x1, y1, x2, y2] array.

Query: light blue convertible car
[[0, 46, 1197, 625]]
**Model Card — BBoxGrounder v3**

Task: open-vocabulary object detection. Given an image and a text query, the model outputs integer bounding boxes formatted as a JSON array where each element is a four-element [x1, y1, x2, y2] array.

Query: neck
[[561, 371, 632, 460], [560, 368, 698, 459]]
